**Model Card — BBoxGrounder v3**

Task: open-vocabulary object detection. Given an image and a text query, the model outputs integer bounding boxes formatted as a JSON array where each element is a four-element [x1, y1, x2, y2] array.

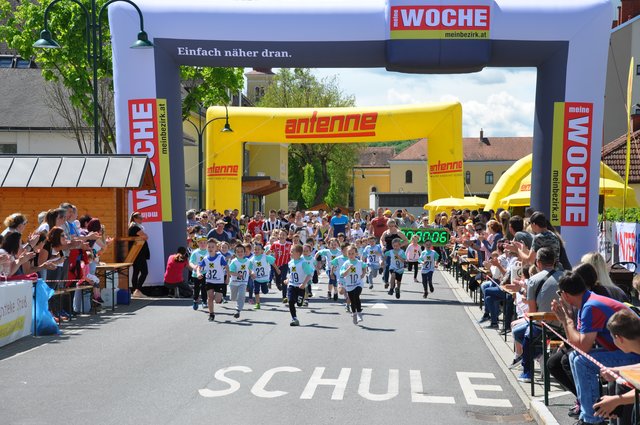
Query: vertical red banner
[[561, 102, 593, 227], [128, 99, 163, 222]]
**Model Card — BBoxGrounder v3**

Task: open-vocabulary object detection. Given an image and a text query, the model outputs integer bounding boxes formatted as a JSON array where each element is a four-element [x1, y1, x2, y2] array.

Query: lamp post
[[33, 0, 153, 154], [184, 105, 233, 210]]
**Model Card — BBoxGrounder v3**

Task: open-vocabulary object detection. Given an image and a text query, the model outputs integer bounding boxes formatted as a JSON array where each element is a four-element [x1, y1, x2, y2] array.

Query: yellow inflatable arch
[[205, 103, 465, 213], [486, 154, 638, 211]]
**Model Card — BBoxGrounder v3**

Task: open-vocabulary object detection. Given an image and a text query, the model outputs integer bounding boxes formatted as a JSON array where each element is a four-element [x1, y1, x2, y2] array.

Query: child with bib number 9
[[228, 244, 253, 319], [285, 244, 314, 327]]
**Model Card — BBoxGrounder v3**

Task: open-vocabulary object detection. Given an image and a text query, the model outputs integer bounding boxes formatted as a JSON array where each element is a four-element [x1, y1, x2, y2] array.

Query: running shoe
[[395, 288, 400, 299], [345, 304, 351, 313], [567, 400, 580, 418], [357, 312, 363, 323], [429, 284, 434, 293], [308, 291, 313, 298], [254, 303, 261, 310], [327, 291, 332, 299], [333, 293, 338, 301], [202, 302, 208, 309], [233, 311, 240, 319], [282, 297, 288, 304], [208, 314, 215, 322], [508, 355, 523, 370], [387, 289, 394, 296], [423, 292, 428, 299], [516, 372, 531, 383], [192, 301, 198, 310], [369, 283, 373, 290], [477, 314, 490, 324], [290, 318, 300, 326], [384, 282, 389, 289], [303, 300, 309, 307], [222, 297, 229, 304], [352, 312, 358, 324]]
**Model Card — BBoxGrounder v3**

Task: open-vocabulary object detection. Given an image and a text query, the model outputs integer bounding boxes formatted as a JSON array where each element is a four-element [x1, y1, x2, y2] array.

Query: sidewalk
[[442, 269, 576, 425]]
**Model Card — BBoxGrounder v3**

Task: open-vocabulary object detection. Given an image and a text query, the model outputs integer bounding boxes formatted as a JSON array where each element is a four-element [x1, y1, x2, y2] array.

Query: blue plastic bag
[[32, 279, 59, 336]]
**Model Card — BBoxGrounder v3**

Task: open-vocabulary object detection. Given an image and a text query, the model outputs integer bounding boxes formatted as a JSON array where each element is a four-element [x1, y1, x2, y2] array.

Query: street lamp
[[184, 105, 233, 210], [33, 0, 153, 154]]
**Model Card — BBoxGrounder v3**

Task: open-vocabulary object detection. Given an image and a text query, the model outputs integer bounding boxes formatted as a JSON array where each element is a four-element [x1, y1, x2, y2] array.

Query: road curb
[[530, 400, 560, 425], [440, 269, 560, 425]]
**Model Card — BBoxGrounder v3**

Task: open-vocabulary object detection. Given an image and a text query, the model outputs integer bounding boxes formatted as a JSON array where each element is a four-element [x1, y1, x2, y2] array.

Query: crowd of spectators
[[0, 204, 113, 321]]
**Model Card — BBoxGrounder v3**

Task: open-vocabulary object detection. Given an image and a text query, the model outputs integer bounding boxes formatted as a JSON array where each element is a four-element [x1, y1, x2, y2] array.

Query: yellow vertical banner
[[550, 102, 565, 227], [624, 58, 634, 212], [157, 99, 172, 222]]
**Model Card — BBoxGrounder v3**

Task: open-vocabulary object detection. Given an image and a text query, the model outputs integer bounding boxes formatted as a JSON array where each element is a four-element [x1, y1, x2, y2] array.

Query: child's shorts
[[205, 283, 226, 293], [391, 271, 404, 283], [253, 281, 269, 295]]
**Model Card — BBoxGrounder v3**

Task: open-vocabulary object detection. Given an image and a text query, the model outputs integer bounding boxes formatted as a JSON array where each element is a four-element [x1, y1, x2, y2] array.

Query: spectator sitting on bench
[[593, 309, 640, 419], [551, 271, 640, 425], [514, 247, 563, 383]]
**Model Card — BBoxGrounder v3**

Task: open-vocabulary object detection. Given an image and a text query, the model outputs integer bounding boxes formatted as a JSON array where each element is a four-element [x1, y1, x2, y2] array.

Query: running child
[[340, 245, 367, 324], [302, 243, 315, 306], [271, 230, 292, 303], [316, 238, 341, 300], [219, 241, 232, 303], [243, 243, 255, 304], [197, 239, 229, 321], [419, 241, 439, 298], [250, 242, 278, 309], [228, 244, 253, 319], [386, 238, 407, 299], [286, 244, 314, 326], [331, 244, 351, 312], [189, 236, 209, 310], [405, 235, 422, 283], [362, 236, 383, 290]]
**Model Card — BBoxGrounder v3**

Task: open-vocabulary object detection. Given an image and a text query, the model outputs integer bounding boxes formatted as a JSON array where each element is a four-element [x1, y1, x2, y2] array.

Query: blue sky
[[312, 67, 537, 138]]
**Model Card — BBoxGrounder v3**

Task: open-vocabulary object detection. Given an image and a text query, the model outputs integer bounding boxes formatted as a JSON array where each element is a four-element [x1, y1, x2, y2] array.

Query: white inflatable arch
[[109, 0, 611, 282]]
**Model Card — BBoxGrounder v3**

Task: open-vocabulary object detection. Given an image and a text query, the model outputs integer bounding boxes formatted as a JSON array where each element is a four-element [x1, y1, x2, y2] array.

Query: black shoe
[[477, 314, 490, 324], [423, 292, 428, 299], [384, 282, 389, 289], [387, 289, 394, 296], [429, 285, 434, 293], [208, 314, 215, 322], [575, 420, 606, 425], [233, 311, 240, 319], [483, 323, 499, 329], [567, 401, 580, 418], [333, 293, 338, 301], [395, 288, 400, 299]]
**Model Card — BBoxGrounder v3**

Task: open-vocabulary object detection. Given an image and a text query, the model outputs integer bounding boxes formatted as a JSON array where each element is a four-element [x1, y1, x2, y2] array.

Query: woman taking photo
[[128, 212, 150, 298]]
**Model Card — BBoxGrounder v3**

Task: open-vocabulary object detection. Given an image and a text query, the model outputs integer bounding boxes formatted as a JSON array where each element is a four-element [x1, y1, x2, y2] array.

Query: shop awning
[[242, 176, 287, 197], [0, 155, 155, 190]]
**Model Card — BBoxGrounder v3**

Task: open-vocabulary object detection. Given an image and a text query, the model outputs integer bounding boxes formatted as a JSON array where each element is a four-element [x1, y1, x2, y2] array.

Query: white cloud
[[312, 67, 537, 136]]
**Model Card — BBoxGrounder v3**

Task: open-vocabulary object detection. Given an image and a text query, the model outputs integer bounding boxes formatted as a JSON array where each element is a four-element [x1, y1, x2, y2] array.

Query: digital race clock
[[400, 228, 450, 246]]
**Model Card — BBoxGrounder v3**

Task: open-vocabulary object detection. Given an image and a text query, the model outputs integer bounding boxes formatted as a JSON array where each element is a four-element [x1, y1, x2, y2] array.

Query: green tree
[[0, 0, 243, 153], [300, 163, 317, 209], [257, 68, 361, 206]]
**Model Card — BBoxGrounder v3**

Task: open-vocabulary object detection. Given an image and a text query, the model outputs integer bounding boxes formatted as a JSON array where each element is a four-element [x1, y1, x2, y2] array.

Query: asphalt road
[[0, 270, 531, 425]]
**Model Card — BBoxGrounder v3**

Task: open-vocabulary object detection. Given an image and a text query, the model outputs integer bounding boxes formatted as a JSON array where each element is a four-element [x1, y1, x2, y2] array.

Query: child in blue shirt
[[419, 241, 440, 299], [340, 245, 367, 324], [362, 236, 383, 290], [385, 238, 407, 299], [286, 244, 314, 326]]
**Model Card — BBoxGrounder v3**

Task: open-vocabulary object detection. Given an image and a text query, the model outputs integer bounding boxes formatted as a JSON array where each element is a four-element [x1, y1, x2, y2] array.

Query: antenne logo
[[207, 164, 239, 177], [390, 5, 491, 40], [429, 160, 463, 176], [285, 111, 378, 139]]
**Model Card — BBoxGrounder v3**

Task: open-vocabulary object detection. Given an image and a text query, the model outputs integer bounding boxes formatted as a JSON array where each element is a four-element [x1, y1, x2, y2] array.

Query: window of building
[[485, 171, 494, 185], [0, 144, 17, 154], [405, 170, 413, 183], [465, 171, 471, 184]]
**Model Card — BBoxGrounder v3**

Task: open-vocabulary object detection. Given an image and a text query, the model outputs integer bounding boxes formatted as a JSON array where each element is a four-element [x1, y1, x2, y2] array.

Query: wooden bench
[[52, 284, 96, 321], [525, 311, 559, 397], [95, 237, 144, 311]]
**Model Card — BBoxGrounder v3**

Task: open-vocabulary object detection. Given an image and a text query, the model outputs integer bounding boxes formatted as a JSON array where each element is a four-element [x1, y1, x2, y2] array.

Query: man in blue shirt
[[330, 208, 349, 237]]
